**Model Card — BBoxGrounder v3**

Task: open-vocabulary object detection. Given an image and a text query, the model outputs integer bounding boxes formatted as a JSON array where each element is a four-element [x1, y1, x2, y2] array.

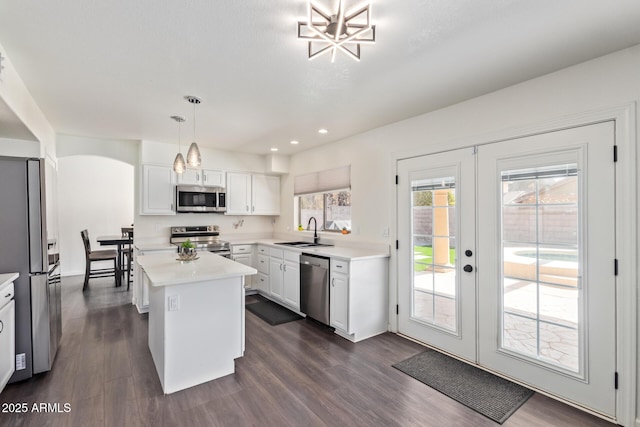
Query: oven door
[[176, 186, 219, 213]]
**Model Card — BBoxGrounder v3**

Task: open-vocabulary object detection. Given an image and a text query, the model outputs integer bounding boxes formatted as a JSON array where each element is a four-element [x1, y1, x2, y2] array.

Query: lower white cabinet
[[330, 267, 349, 332], [256, 272, 269, 293], [231, 244, 254, 289], [329, 257, 389, 342], [283, 258, 300, 310], [134, 246, 176, 313], [268, 248, 300, 310]]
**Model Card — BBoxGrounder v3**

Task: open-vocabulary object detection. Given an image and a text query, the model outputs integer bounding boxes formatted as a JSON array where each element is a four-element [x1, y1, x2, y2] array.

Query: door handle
[[463, 265, 473, 273]]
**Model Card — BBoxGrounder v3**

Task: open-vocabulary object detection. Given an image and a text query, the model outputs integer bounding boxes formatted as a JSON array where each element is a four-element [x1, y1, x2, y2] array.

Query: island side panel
[[147, 271, 166, 392], [162, 277, 244, 394]]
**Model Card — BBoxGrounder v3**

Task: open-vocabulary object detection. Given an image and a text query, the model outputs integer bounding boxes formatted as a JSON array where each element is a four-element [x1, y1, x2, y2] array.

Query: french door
[[397, 122, 617, 417], [397, 148, 477, 362]]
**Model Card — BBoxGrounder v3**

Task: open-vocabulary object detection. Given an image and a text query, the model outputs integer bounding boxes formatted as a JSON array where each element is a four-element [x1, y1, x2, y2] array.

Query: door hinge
[[615, 372, 619, 389], [614, 259, 619, 276], [396, 304, 399, 315], [396, 240, 399, 250], [395, 175, 398, 185], [613, 145, 618, 162]]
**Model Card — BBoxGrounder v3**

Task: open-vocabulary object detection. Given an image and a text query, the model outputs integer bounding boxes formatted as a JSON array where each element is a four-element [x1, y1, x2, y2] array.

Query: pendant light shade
[[186, 142, 201, 167], [173, 152, 186, 174], [185, 95, 202, 167], [171, 115, 186, 174]]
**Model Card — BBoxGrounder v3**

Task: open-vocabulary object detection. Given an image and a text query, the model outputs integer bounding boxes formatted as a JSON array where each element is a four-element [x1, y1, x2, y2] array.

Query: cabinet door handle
[[196, 173, 200, 182], [283, 264, 287, 272], [332, 278, 335, 287], [203, 174, 207, 182], [252, 205, 255, 212], [246, 205, 249, 212]]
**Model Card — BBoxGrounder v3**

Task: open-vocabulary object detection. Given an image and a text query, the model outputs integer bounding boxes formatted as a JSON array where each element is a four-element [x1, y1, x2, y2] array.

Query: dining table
[[96, 233, 133, 287]]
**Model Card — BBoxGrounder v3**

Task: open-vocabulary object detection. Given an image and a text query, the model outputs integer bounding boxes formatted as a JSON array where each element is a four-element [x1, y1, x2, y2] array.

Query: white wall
[[0, 41, 56, 159], [57, 155, 134, 276], [277, 44, 640, 425], [276, 45, 640, 245]]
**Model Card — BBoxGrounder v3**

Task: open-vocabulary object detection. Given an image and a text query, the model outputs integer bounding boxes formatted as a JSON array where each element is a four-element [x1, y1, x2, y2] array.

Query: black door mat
[[246, 298, 303, 326], [393, 349, 534, 424]]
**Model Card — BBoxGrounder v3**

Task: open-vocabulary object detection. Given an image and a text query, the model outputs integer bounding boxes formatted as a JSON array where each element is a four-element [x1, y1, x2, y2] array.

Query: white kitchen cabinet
[[133, 246, 177, 313], [269, 257, 284, 300], [255, 273, 269, 293], [231, 244, 254, 289], [330, 263, 349, 332], [226, 172, 280, 215], [268, 248, 299, 310], [251, 174, 280, 215], [329, 257, 388, 342], [283, 257, 300, 310], [226, 172, 251, 215], [141, 164, 176, 215], [177, 168, 225, 187]]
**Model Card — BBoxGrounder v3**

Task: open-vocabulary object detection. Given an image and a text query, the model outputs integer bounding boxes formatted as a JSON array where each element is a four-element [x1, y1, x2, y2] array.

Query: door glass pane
[[500, 163, 582, 373], [411, 177, 457, 333]]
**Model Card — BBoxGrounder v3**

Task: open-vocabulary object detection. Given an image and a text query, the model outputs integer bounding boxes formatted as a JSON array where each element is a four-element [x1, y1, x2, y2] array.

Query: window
[[298, 190, 351, 231], [295, 166, 351, 232]]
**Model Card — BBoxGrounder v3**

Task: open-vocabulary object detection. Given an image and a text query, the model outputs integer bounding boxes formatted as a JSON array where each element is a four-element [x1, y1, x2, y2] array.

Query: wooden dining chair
[[121, 227, 134, 290], [81, 229, 120, 290]]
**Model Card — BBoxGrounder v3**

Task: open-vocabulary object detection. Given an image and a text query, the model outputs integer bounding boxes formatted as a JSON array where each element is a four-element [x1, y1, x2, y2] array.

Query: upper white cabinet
[[177, 168, 225, 187], [226, 172, 280, 216], [252, 174, 280, 215], [203, 170, 225, 187], [141, 164, 176, 215], [226, 172, 252, 215]]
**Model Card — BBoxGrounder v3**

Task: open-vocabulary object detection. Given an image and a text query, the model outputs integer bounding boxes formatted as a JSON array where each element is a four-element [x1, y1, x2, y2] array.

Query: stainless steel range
[[170, 225, 230, 258]]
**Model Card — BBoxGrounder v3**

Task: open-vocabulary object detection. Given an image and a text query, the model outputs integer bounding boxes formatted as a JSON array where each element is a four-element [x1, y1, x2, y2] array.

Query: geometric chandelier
[[297, 1, 376, 62]]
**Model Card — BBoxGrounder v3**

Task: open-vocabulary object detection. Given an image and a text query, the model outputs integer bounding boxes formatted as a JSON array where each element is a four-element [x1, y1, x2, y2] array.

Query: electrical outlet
[[168, 295, 180, 311]]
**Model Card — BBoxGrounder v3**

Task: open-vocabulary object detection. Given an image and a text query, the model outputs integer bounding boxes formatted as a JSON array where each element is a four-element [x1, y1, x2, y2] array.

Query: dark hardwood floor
[[0, 276, 616, 427]]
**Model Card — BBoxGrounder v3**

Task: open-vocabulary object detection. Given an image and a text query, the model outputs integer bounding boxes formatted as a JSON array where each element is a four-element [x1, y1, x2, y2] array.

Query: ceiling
[[1, 0, 640, 155]]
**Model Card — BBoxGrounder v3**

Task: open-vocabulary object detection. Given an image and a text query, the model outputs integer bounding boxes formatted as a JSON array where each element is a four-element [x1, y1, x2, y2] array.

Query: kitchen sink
[[275, 241, 334, 248]]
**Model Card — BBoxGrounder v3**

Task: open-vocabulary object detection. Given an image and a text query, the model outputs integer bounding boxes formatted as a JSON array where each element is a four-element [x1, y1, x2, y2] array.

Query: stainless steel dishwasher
[[300, 254, 330, 326]]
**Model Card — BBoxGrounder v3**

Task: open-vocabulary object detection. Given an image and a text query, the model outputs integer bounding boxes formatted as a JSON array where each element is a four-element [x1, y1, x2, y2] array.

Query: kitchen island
[[137, 251, 257, 394]]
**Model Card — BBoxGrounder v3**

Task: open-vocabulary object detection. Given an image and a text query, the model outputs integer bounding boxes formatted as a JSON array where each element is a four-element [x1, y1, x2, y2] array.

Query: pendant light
[[185, 95, 202, 167], [171, 115, 186, 174]]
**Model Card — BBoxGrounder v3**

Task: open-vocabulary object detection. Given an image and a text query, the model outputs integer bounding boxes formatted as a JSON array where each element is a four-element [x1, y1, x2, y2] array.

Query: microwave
[[175, 185, 226, 213]]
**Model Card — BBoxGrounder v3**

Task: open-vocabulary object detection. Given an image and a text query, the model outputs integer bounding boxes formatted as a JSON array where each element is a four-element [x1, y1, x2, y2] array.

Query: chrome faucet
[[307, 217, 319, 244]]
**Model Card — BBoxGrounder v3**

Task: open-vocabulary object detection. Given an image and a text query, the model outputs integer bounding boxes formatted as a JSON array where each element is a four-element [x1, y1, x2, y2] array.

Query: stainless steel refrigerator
[[0, 156, 61, 382]]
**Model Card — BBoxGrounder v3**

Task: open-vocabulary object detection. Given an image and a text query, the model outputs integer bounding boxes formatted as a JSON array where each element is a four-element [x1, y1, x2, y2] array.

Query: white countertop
[[0, 273, 19, 288], [227, 238, 390, 261], [135, 243, 176, 252], [137, 251, 257, 287]]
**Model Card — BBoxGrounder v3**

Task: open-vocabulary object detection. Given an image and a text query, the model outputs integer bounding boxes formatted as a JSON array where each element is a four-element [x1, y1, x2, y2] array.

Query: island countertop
[[137, 251, 257, 287]]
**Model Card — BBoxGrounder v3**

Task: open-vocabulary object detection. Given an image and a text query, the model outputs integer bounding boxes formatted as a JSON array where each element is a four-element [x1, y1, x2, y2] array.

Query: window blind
[[294, 165, 351, 196]]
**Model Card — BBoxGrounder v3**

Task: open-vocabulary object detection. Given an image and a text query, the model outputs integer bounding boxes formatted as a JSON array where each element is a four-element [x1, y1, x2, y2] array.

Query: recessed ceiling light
[[318, 128, 328, 134], [290, 140, 299, 145], [270, 148, 279, 152]]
